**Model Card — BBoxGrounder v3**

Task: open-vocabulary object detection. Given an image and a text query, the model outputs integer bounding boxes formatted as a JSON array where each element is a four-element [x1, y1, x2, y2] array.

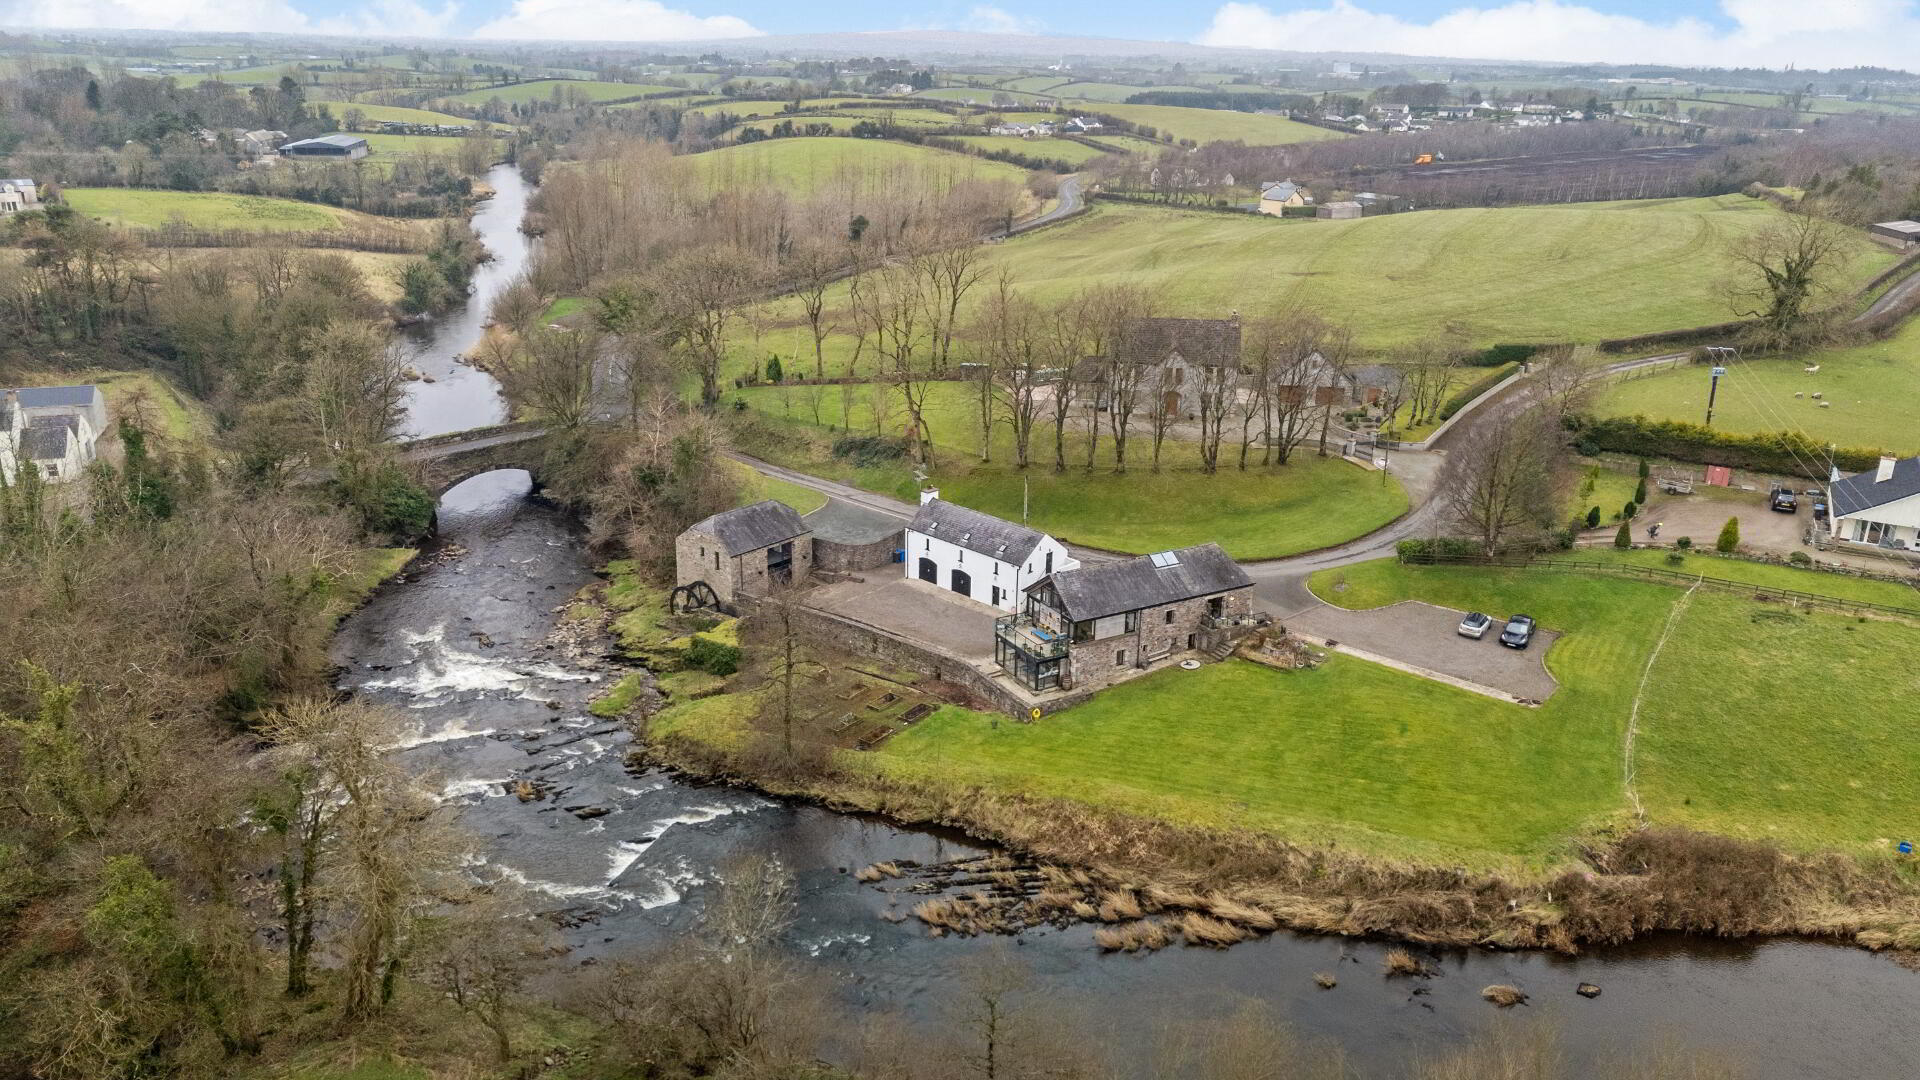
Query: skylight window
[[1149, 551, 1181, 568]]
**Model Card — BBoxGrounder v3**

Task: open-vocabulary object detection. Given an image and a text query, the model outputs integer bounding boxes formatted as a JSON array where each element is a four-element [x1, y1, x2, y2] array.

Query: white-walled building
[[1828, 455, 1920, 552], [903, 493, 1078, 613], [2, 385, 106, 484], [0, 178, 40, 216]]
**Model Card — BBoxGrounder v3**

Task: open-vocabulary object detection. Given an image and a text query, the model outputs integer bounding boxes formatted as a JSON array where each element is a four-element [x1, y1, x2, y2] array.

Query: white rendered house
[[1829, 455, 1920, 551], [902, 492, 1078, 613]]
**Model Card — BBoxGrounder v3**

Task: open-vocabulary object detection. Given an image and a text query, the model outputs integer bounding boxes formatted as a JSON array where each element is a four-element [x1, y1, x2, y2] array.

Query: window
[[1115, 649, 1128, 666], [957, 550, 964, 564], [1164, 609, 1175, 625], [1045, 552, 1054, 574], [1072, 620, 1095, 643], [1123, 611, 1139, 632], [713, 551, 720, 570], [1149, 551, 1181, 568], [993, 562, 999, 577]]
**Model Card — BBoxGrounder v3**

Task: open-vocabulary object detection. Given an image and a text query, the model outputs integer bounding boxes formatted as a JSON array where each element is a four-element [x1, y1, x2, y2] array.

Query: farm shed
[[1868, 220, 1920, 248]]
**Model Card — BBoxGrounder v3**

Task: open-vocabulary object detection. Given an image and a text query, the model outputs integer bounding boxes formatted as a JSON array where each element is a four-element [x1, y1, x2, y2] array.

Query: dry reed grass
[[1383, 947, 1427, 976], [1179, 912, 1254, 948], [1093, 919, 1174, 952], [1480, 984, 1528, 1007], [1313, 971, 1337, 989], [854, 861, 903, 883]]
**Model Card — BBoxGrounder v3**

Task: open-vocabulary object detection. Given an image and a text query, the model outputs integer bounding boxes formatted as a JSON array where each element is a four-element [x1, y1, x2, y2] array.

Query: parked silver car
[[1458, 611, 1493, 640]]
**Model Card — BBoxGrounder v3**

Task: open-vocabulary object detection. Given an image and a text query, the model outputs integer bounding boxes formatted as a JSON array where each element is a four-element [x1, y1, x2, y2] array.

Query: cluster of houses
[[1256, 180, 1406, 220], [1324, 100, 1588, 133], [0, 178, 41, 217], [984, 115, 1104, 138], [676, 491, 1259, 703], [1, 385, 107, 485]]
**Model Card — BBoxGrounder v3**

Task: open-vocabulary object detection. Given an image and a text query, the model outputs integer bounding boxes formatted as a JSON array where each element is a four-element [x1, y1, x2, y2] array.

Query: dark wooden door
[[950, 568, 972, 598], [918, 557, 938, 583]]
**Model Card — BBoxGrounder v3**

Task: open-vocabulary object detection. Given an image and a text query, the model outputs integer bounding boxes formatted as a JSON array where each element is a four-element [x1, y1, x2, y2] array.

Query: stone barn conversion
[[995, 543, 1258, 694], [675, 500, 812, 611]]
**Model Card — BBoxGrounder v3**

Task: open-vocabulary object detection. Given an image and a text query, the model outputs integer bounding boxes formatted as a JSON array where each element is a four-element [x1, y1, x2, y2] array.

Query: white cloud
[[315, 0, 462, 37], [961, 5, 1044, 34], [471, 0, 761, 40], [0, 0, 310, 32], [1196, 0, 1920, 68]]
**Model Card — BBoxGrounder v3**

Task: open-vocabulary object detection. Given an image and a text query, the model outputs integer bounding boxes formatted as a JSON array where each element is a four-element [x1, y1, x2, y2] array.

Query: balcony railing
[[1203, 611, 1270, 631], [995, 613, 1068, 660]]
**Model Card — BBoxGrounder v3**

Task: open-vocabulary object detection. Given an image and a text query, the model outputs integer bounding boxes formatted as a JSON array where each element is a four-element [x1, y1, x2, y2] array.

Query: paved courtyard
[[1286, 600, 1562, 702], [805, 575, 998, 661]]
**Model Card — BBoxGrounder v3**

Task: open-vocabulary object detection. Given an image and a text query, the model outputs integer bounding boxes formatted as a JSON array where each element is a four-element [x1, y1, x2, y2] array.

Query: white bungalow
[[904, 493, 1077, 613], [2, 385, 106, 484], [1828, 455, 1920, 552]]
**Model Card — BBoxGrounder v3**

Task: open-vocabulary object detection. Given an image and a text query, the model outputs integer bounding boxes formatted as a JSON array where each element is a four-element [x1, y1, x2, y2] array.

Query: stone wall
[[813, 532, 902, 574], [676, 531, 815, 612], [1066, 589, 1252, 691]]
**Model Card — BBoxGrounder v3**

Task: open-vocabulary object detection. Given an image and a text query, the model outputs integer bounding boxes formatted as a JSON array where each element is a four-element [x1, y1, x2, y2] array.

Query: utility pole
[[1703, 346, 1733, 428]]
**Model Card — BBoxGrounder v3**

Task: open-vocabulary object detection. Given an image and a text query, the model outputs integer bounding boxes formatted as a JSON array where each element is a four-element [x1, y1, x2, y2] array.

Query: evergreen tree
[[1716, 516, 1741, 553], [1614, 522, 1632, 548], [1585, 505, 1601, 528]]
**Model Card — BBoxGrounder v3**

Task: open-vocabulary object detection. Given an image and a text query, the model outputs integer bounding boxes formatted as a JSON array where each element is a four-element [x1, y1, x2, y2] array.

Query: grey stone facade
[[675, 525, 813, 610], [1062, 591, 1252, 690], [813, 532, 902, 573]]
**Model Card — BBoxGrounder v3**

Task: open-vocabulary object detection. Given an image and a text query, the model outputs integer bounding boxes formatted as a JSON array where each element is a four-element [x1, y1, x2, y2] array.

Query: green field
[[732, 377, 1406, 560], [436, 79, 667, 106], [1597, 318, 1920, 454], [764, 197, 1885, 352], [61, 188, 351, 231], [1050, 82, 1210, 102], [356, 131, 499, 156], [678, 137, 1031, 197], [1079, 103, 1347, 146], [309, 99, 494, 128], [999, 76, 1073, 93], [917, 87, 1053, 107], [945, 135, 1119, 164]]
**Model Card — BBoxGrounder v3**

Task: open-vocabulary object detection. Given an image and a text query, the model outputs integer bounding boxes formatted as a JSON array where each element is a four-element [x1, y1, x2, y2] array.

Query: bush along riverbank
[[586, 565, 1920, 956]]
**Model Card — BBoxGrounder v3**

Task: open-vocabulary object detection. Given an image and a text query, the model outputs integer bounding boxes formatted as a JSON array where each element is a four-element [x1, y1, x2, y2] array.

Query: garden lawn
[[732, 460, 828, 514], [62, 188, 350, 231], [1596, 318, 1920, 454], [874, 651, 1617, 868], [1542, 546, 1920, 610], [1083, 103, 1350, 146], [1632, 595, 1920, 852], [1566, 461, 1644, 522], [733, 380, 1405, 559]]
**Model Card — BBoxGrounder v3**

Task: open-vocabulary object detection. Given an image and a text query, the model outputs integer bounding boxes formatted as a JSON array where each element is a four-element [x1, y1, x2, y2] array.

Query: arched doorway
[[950, 568, 972, 598], [918, 557, 938, 584]]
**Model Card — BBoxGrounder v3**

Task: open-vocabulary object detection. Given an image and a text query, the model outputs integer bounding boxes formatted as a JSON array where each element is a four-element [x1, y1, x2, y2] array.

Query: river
[[335, 164, 1918, 1079]]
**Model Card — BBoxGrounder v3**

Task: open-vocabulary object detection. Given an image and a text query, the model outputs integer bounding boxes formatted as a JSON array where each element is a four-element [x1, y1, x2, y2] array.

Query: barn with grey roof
[[675, 500, 813, 609]]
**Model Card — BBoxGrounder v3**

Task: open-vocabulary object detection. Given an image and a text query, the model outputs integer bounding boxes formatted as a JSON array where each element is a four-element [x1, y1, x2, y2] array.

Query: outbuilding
[[675, 500, 813, 609], [1869, 220, 1920, 249], [279, 134, 371, 160], [1317, 200, 1362, 220]]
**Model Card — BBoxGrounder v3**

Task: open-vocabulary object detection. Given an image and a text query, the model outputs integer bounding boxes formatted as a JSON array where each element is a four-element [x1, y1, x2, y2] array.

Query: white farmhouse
[[2, 385, 107, 484], [904, 493, 1077, 613], [0, 178, 40, 216], [1828, 455, 1920, 552]]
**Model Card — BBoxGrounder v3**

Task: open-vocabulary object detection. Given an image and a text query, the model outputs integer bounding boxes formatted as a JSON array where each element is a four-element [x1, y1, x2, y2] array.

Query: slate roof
[[21, 418, 73, 461], [1113, 318, 1241, 369], [13, 385, 99, 409], [282, 134, 368, 151], [689, 500, 809, 557], [1260, 180, 1299, 201], [803, 498, 903, 545], [1830, 457, 1920, 517], [1038, 543, 1252, 622], [908, 498, 1046, 565]]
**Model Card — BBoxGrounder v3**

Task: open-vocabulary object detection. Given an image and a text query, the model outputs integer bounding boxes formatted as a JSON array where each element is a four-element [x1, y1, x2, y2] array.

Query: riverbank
[[597, 559, 1920, 957]]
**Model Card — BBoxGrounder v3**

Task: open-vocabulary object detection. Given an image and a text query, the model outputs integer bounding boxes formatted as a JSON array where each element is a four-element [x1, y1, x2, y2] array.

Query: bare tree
[[1438, 404, 1567, 554], [786, 237, 846, 378], [491, 326, 603, 434], [417, 893, 553, 1064], [1533, 344, 1607, 424], [657, 245, 761, 408], [1193, 357, 1240, 474], [1728, 211, 1852, 350]]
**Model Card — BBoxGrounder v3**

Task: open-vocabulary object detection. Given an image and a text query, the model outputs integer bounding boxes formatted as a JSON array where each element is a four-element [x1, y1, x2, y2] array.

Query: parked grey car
[[1458, 611, 1493, 640]]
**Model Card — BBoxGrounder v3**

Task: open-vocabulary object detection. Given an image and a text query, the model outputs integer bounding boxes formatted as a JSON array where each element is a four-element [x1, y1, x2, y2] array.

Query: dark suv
[[1499, 614, 1536, 649], [1770, 487, 1798, 513]]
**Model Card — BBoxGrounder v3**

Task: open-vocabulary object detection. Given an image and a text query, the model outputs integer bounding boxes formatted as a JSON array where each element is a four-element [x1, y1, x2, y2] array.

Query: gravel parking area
[[1287, 600, 1561, 702]]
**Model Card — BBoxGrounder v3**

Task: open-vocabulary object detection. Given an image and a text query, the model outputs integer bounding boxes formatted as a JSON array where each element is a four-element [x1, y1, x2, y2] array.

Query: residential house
[[234, 129, 287, 156], [1064, 116, 1103, 132], [1081, 316, 1243, 418], [1372, 103, 1411, 123], [0, 178, 40, 215], [278, 134, 371, 159], [1257, 179, 1308, 215], [1869, 220, 1920, 250], [1317, 200, 1363, 219], [904, 493, 1077, 613], [994, 543, 1255, 693], [675, 500, 813, 610], [987, 121, 1054, 137], [1827, 455, 1920, 553], [1, 385, 106, 484]]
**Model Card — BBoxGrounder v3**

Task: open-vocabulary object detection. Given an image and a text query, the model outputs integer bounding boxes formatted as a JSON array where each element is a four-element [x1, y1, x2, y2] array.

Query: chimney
[[919, 487, 940, 505], [1877, 455, 1899, 483]]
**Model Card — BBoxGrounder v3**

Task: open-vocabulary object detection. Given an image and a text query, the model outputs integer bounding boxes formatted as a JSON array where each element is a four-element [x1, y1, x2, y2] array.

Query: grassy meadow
[[309, 99, 494, 127], [1077, 103, 1347, 146], [61, 188, 353, 230], [676, 137, 1031, 197], [731, 378, 1406, 560], [735, 195, 1895, 358], [944, 135, 1117, 164], [436, 79, 666, 106], [1596, 318, 1920, 453]]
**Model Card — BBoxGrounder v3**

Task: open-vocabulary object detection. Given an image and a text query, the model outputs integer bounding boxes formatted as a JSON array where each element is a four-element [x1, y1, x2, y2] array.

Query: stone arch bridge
[[398, 422, 554, 496]]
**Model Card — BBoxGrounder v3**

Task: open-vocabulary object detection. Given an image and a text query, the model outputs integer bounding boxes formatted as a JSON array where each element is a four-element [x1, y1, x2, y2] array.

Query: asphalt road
[[1008, 175, 1083, 235]]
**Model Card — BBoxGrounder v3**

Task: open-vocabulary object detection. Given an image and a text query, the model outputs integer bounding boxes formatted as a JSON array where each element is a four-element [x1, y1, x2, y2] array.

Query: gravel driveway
[[1286, 600, 1561, 702]]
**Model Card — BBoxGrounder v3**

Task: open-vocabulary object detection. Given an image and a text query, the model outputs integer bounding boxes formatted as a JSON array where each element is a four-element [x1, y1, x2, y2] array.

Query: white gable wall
[[903, 528, 1078, 612]]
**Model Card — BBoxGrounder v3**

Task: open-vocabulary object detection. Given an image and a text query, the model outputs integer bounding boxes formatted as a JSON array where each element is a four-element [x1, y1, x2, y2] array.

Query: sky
[[2, 0, 1917, 70]]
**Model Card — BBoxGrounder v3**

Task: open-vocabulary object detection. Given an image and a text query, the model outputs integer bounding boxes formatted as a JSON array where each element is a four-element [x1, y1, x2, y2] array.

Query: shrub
[[1675, 536, 1693, 550], [1637, 457, 1651, 478], [1716, 516, 1741, 553], [1437, 364, 1521, 421], [1666, 551, 1687, 566], [830, 434, 908, 468], [1564, 413, 1879, 475], [1585, 506, 1602, 528], [1789, 550, 1811, 566], [1623, 500, 1638, 520], [1396, 537, 1481, 560], [1633, 478, 1648, 504], [1614, 523, 1632, 548], [764, 354, 784, 383], [1469, 343, 1540, 368]]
